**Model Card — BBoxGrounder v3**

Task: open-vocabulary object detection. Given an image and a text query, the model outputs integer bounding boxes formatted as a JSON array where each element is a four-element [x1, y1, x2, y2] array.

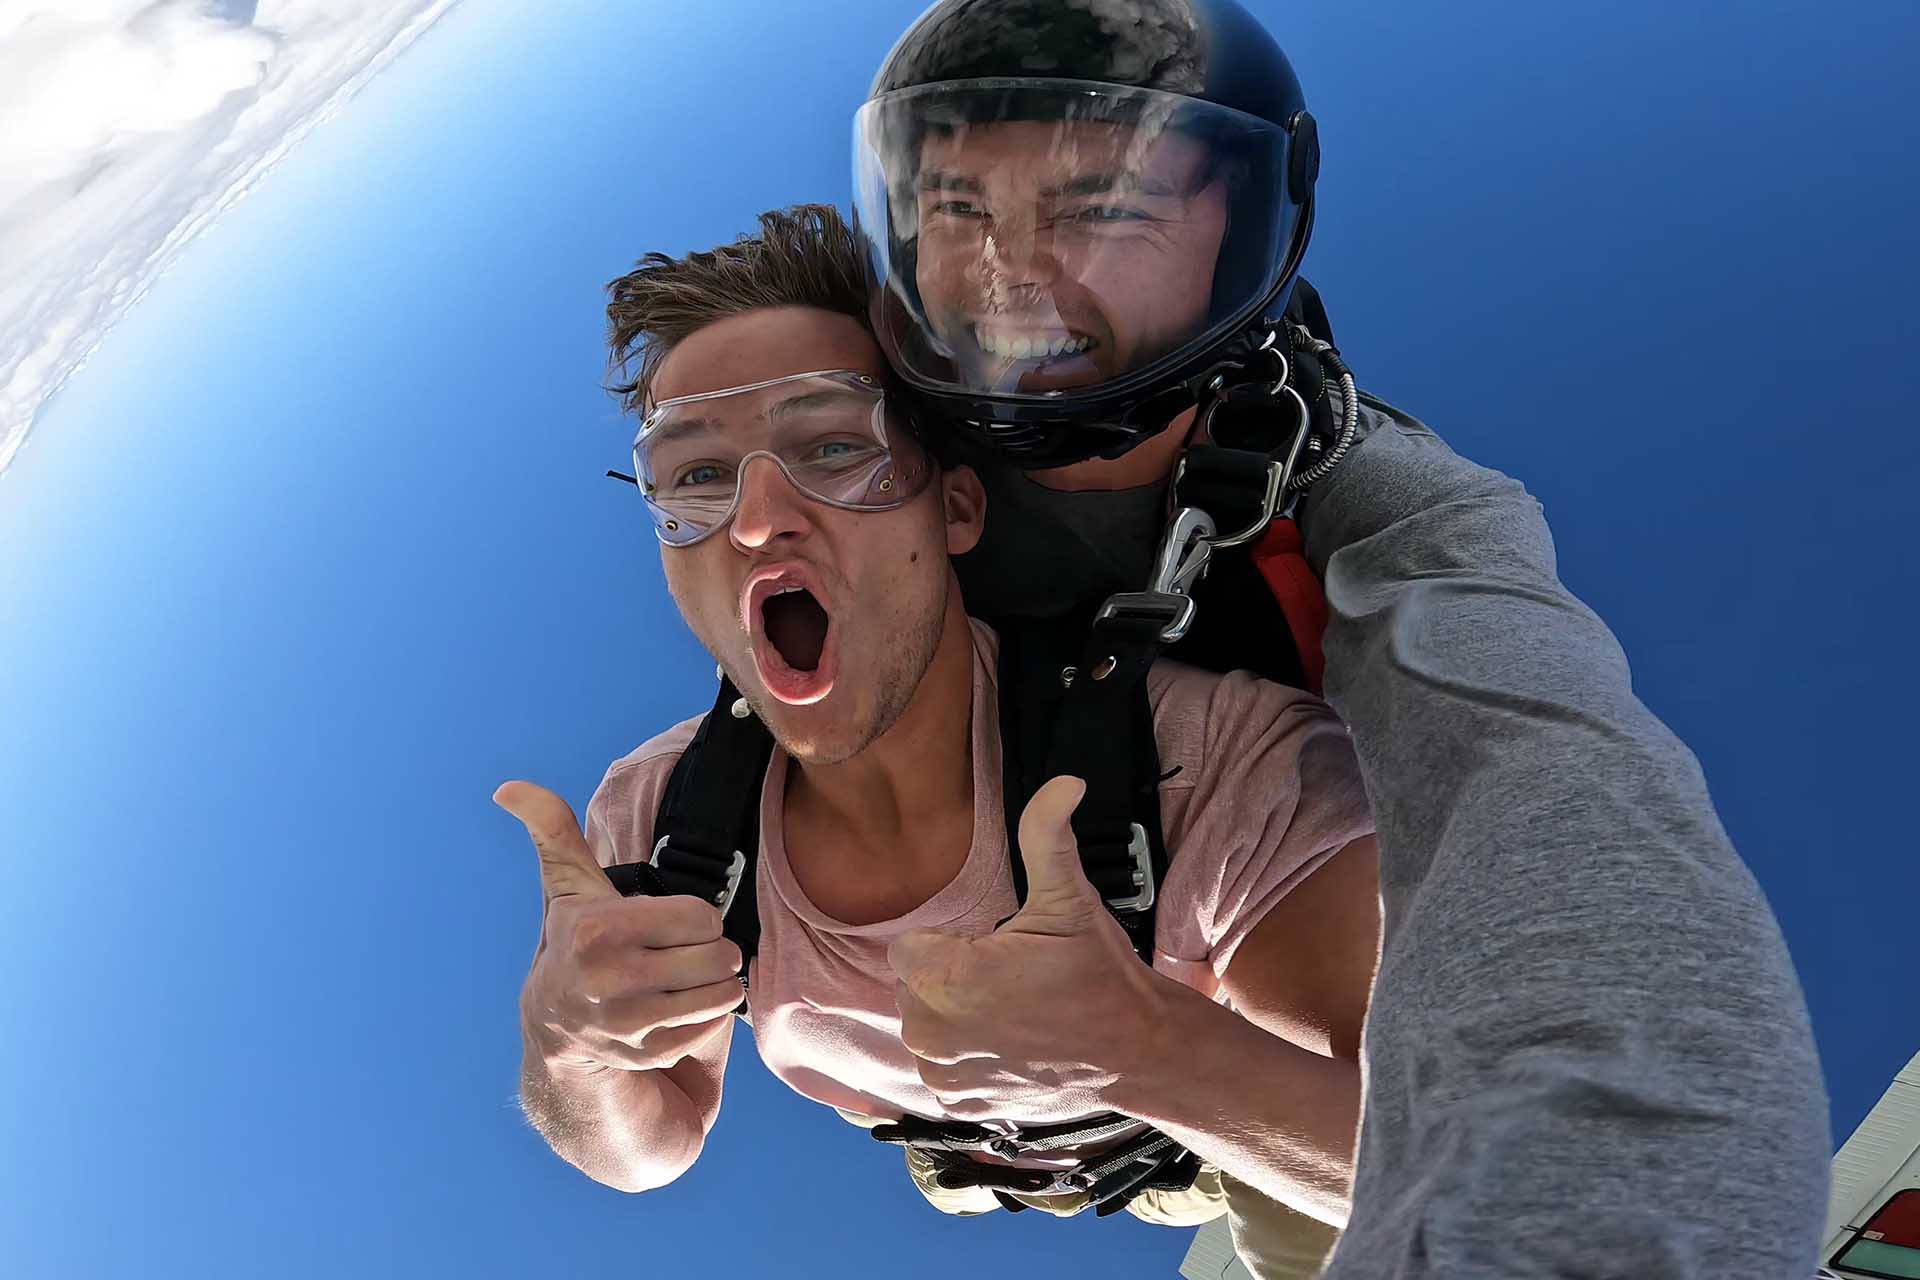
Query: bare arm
[[497, 780, 747, 1194], [1107, 836, 1379, 1226]]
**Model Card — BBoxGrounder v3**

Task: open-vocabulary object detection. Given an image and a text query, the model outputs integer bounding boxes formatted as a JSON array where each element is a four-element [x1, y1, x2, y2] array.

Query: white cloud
[[0, 0, 460, 477]]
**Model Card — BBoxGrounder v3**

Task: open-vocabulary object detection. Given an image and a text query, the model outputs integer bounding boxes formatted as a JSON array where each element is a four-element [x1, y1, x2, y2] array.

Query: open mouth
[[765, 588, 828, 670], [745, 569, 837, 706]]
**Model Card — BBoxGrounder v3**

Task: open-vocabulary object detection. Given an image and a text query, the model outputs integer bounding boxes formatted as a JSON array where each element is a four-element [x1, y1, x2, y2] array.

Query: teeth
[[978, 331, 1093, 359]]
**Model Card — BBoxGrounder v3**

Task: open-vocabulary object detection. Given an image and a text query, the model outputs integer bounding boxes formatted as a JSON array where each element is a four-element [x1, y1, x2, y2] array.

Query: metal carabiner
[[1186, 378, 1313, 551], [1094, 505, 1216, 645], [1148, 505, 1216, 598]]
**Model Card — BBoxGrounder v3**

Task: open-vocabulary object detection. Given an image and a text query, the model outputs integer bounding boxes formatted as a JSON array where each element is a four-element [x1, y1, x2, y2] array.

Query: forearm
[[518, 1038, 707, 1194], [1107, 979, 1359, 1228]]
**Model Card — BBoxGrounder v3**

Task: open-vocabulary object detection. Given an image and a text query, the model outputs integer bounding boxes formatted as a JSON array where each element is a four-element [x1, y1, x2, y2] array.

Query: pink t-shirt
[[585, 620, 1374, 1134]]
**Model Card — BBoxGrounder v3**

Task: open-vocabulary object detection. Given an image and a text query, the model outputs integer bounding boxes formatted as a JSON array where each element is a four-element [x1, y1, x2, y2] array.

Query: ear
[[940, 464, 987, 556]]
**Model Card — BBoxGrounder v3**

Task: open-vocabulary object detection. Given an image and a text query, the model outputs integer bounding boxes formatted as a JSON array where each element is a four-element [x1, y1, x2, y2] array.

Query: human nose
[[972, 215, 1058, 290], [729, 454, 812, 551]]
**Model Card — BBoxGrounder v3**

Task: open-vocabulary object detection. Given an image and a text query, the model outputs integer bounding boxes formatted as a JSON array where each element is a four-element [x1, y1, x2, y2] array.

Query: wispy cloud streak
[[0, 0, 460, 477]]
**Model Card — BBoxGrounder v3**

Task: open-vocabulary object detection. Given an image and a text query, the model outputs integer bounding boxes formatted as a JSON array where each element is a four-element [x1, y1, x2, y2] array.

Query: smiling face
[[650, 306, 983, 766], [912, 118, 1229, 395]]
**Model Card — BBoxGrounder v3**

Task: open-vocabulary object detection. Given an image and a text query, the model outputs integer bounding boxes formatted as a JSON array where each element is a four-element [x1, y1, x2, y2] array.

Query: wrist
[[521, 1014, 606, 1083], [1100, 965, 1216, 1115]]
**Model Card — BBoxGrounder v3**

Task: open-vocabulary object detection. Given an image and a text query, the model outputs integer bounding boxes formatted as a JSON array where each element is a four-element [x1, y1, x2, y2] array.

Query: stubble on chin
[[746, 586, 949, 769]]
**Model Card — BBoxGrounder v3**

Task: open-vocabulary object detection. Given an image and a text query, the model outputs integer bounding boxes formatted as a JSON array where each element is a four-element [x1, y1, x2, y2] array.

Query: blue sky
[[1, 1, 1915, 1276]]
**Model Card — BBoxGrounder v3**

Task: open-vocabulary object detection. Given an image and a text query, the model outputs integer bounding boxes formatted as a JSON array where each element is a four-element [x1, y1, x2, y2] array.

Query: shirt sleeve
[[1150, 666, 1377, 989], [582, 717, 704, 871], [1297, 394, 1831, 1279]]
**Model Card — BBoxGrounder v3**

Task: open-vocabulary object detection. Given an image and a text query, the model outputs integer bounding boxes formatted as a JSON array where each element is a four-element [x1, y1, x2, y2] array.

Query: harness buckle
[[649, 834, 748, 918], [1102, 822, 1157, 914], [1094, 591, 1197, 646], [1148, 506, 1216, 598], [1092, 506, 1215, 644]]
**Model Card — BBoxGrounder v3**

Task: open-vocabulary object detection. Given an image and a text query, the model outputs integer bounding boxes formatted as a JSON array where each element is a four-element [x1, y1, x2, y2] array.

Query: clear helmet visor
[[853, 79, 1300, 407], [634, 369, 933, 546]]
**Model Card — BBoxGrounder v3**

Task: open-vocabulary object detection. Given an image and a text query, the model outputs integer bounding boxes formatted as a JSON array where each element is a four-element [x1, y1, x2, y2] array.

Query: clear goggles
[[633, 369, 934, 547]]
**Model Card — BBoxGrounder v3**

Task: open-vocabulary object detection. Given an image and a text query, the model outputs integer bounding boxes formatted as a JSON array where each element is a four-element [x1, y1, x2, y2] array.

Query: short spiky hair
[[606, 204, 871, 415]]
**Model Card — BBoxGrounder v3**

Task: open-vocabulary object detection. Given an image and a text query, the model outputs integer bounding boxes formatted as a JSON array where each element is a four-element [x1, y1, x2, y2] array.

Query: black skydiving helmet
[[852, 0, 1320, 471]]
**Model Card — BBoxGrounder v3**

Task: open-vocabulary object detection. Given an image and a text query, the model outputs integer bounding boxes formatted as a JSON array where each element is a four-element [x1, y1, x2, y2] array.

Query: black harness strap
[[1048, 611, 1171, 964], [993, 611, 1168, 965], [606, 677, 771, 1002]]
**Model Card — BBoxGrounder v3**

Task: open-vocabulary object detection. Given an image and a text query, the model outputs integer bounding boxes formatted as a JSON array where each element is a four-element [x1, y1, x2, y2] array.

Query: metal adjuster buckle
[[1095, 591, 1196, 646], [1093, 506, 1215, 644], [1103, 823, 1156, 913], [649, 835, 748, 917]]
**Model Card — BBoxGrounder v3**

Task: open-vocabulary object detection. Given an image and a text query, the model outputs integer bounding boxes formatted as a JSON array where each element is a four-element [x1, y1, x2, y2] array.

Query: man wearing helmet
[[851, 1, 1831, 1277]]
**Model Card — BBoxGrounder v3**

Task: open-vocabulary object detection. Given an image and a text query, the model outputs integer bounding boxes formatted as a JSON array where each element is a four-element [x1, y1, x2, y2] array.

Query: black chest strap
[[995, 611, 1170, 965], [604, 676, 770, 1002], [609, 611, 1175, 974]]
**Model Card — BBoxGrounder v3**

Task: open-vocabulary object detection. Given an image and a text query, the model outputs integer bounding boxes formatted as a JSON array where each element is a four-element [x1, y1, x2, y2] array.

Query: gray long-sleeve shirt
[[1299, 394, 1831, 1278]]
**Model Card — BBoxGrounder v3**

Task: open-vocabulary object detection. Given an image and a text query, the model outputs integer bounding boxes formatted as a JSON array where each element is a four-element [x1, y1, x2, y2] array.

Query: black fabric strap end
[[603, 860, 666, 898]]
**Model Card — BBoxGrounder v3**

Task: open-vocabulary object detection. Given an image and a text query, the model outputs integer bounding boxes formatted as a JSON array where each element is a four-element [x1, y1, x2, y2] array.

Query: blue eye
[[676, 463, 729, 487], [802, 439, 881, 470]]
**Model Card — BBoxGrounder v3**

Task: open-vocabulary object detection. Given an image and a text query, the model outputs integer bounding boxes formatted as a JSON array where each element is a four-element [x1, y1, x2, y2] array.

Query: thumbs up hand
[[498, 781, 744, 1076], [887, 777, 1174, 1123]]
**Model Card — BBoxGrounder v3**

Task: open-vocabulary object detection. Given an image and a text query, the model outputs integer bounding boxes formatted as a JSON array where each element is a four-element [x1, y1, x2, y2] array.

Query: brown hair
[[606, 203, 871, 415]]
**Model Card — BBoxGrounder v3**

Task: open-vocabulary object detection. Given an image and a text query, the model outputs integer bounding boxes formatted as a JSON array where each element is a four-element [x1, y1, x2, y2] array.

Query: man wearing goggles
[[499, 206, 1379, 1277], [632, 367, 935, 713]]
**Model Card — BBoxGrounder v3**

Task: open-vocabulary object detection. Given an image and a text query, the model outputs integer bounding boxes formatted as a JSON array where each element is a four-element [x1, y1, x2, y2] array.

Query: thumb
[[494, 780, 616, 906], [1011, 775, 1097, 918]]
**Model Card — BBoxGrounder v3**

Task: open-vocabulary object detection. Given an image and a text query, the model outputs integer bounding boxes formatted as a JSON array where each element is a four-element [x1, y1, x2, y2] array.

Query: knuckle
[[902, 1025, 948, 1063], [568, 911, 611, 956], [897, 1015, 928, 1058]]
